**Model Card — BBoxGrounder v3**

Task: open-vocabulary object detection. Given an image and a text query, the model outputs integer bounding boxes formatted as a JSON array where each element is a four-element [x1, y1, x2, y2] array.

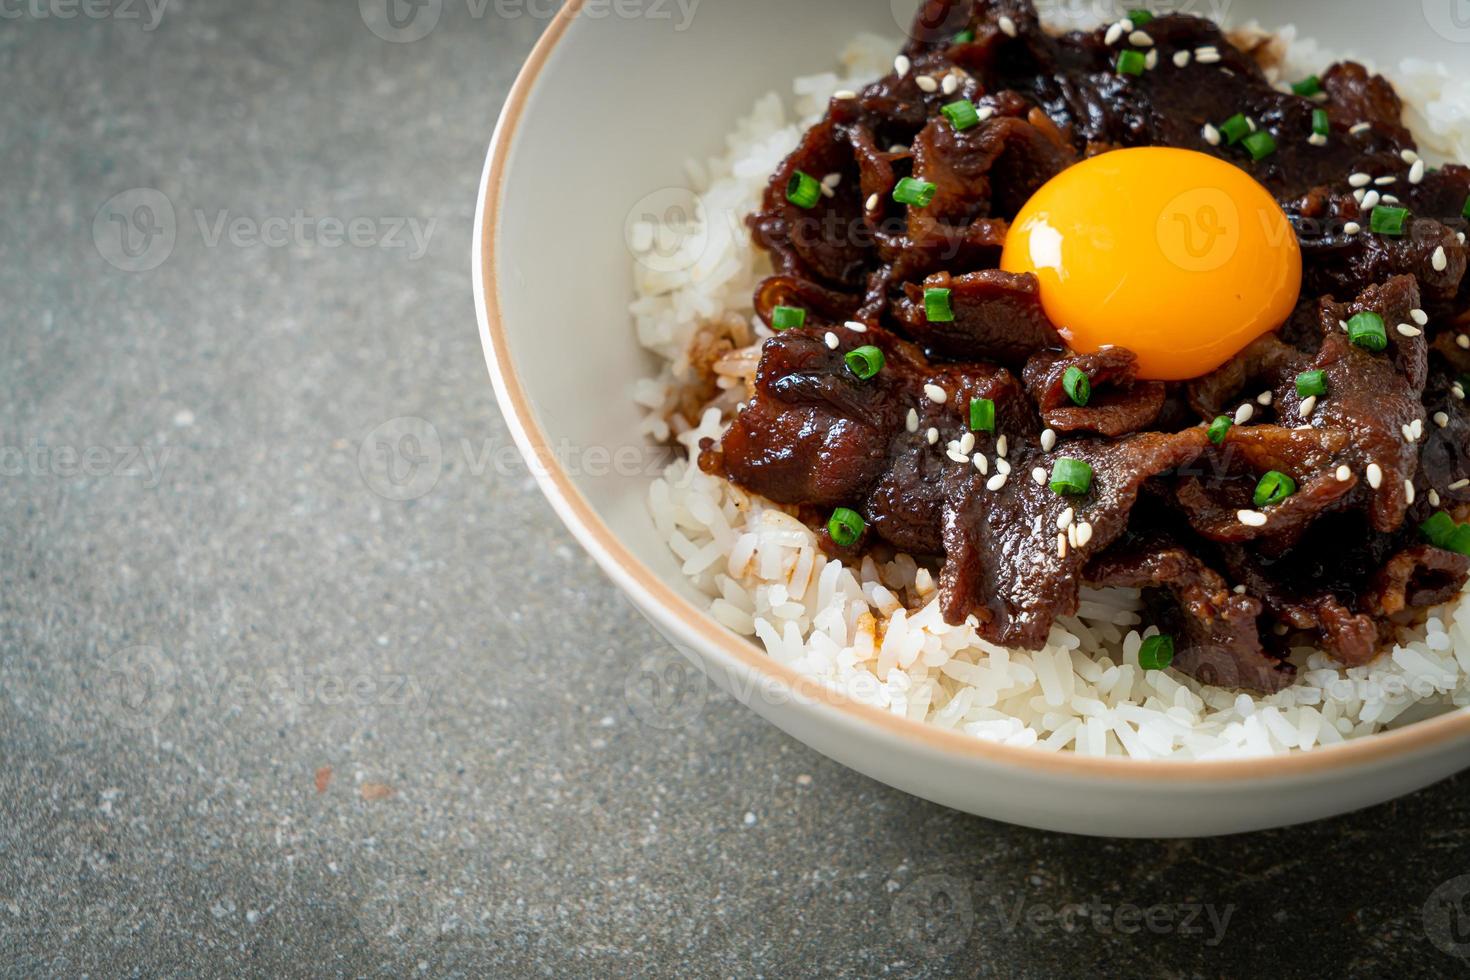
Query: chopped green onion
[[771, 306, 805, 331], [1138, 634, 1175, 671], [1421, 511, 1457, 548], [892, 177, 937, 208], [1311, 108, 1330, 137], [953, 29, 974, 43], [786, 170, 821, 209], [924, 287, 954, 322], [1291, 75, 1322, 97], [1127, 9, 1154, 27], [1253, 470, 1297, 508], [1448, 525, 1470, 557], [1462, 194, 1470, 220], [828, 507, 865, 547], [1346, 311, 1387, 352], [1295, 370, 1327, 397], [1062, 366, 1091, 406], [1218, 113, 1252, 145], [1207, 415, 1232, 444], [1050, 457, 1093, 496], [1116, 50, 1146, 76], [1370, 205, 1408, 235], [1242, 130, 1277, 161], [969, 397, 995, 433], [940, 99, 981, 131], [844, 344, 885, 379]]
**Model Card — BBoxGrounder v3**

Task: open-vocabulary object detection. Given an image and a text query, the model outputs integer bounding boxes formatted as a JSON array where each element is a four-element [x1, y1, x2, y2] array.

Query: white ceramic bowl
[[475, 0, 1470, 836]]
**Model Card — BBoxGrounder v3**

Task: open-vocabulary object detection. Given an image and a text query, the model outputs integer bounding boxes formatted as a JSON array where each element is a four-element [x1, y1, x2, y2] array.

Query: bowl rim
[[473, 0, 1470, 782]]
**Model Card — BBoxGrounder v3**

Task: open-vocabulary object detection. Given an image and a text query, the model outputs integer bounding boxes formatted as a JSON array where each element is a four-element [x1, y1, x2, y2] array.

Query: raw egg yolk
[[1000, 146, 1301, 381]]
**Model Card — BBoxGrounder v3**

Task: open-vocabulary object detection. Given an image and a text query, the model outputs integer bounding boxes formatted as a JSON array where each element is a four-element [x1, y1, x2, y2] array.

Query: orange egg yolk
[[999, 146, 1302, 381]]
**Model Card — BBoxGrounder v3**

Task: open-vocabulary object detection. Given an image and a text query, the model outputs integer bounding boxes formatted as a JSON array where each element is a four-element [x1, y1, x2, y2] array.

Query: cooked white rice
[[633, 28, 1470, 759]]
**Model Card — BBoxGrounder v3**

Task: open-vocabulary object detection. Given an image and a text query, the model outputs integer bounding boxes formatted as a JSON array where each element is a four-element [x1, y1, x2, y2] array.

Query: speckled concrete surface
[[2, 1, 1469, 976]]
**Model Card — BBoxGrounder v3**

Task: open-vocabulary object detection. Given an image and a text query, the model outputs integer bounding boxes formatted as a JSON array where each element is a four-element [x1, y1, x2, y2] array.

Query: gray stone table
[[2, 1, 1468, 976]]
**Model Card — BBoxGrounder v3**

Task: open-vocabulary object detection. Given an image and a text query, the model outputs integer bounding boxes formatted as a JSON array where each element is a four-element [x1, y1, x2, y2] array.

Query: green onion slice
[[1448, 525, 1470, 557], [786, 170, 821, 209], [1346, 311, 1387, 352], [1127, 8, 1154, 26], [1242, 130, 1277, 161], [1116, 50, 1145, 76], [1295, 370, 1327, 397], [1138, 634, 1175, 670], [892, 177, 937, 208], [1311, 108, 1330, 137], [1218, 113, 1252, 145], [969, 397, 995, 433], [1421, 511, 1457, 548], [924, 287, 955, 322], [1062, 366, 1091, 406], [1207, 415, 1232, 444], [1462, 194, 1470, 220], [1292, 75, 1322, 97], [953, 29, 974, 43], [940, 99, 981, 131], [828, 507, 866, 547], [1370, 205, 1408, 235], [844, 345, 885, 379], [1253, 470, 1297, 508], [1050, 457, 1093, 496], [770, 306, 805, 331]]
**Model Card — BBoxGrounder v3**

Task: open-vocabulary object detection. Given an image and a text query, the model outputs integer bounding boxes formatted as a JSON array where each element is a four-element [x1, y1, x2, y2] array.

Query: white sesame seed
[[976, 105, 995, 122], [1461, 233, 1467, 245], [947, 447, 968, 464], [996, 435, 1008, 458], [998, 15, 1018, 37], [1040, 428, 1057, 452], [1144, 48, 1158, 70], [1233, 584, 1248, 594], [1057, 533, 1068, 558], [1456, 334, 1468, 350], [1335, 464, 1351, 482], [926, 427, 939, 445], [1066, 523, 1079, 549], [924, 383, 947, 404], [822, 172, 842, 189], [1452, 479, 1470, 491], [915, 75, 938, 93], [1076, 521, 1094, 547], [1353, 188, 1366, 203], [1057, 507, 1074, 531], [1412, 418, 1424, 440], [1382, 194, 1400, 204], [942, 73, 960, 96], [1406, 480, 1416, 504], [1430, 489, 1442, 506], [1436, 411, 1450, 428], [1104, 22, 1124, 45], [995, 457, 1011, 476], [1411, 308, 1429, 326], [1173, 50, 1191, 68], [1031, 466, 1047, 486], [1300, 395, 1317, 418], [1202, 123, 1221, 146], [1238, 509, 1268, 527], [1402, 423, 1416, 443], [1129, 30, 1153, 46], [1374, 175, 1397, 186], [973, 453, 988, 475], [1409, 159, 1426, 184], [1367, 463, 1383, 489], [1433, 246, 1448, 272], [1361, 190, 1380, 210], [906, 408, 919, 432], [1234, 403, 1255, 425], [1348, 172, 1372, 187], [1401, 149, 1420, 164], [1396, 323, 1421, 337], [1344, 221, 1361, 235], [894, 54, 911, 77], [1350, 122, 1371, 134], [987, 473, 1008, 491], [1257, 390, 1273, 406], [1339, 320, 1349, 332], [833, 90, 857, 100], [819, 184, 835, 199], [1455, 385, 1467, 400], [824, 331, 839, 349], [1246, 117, 1257, 132], [959, 431, 976, 455], [1195, 46, 1220, 63], [865, 193, 879, 211], [1308, 133, 1328, 147]]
